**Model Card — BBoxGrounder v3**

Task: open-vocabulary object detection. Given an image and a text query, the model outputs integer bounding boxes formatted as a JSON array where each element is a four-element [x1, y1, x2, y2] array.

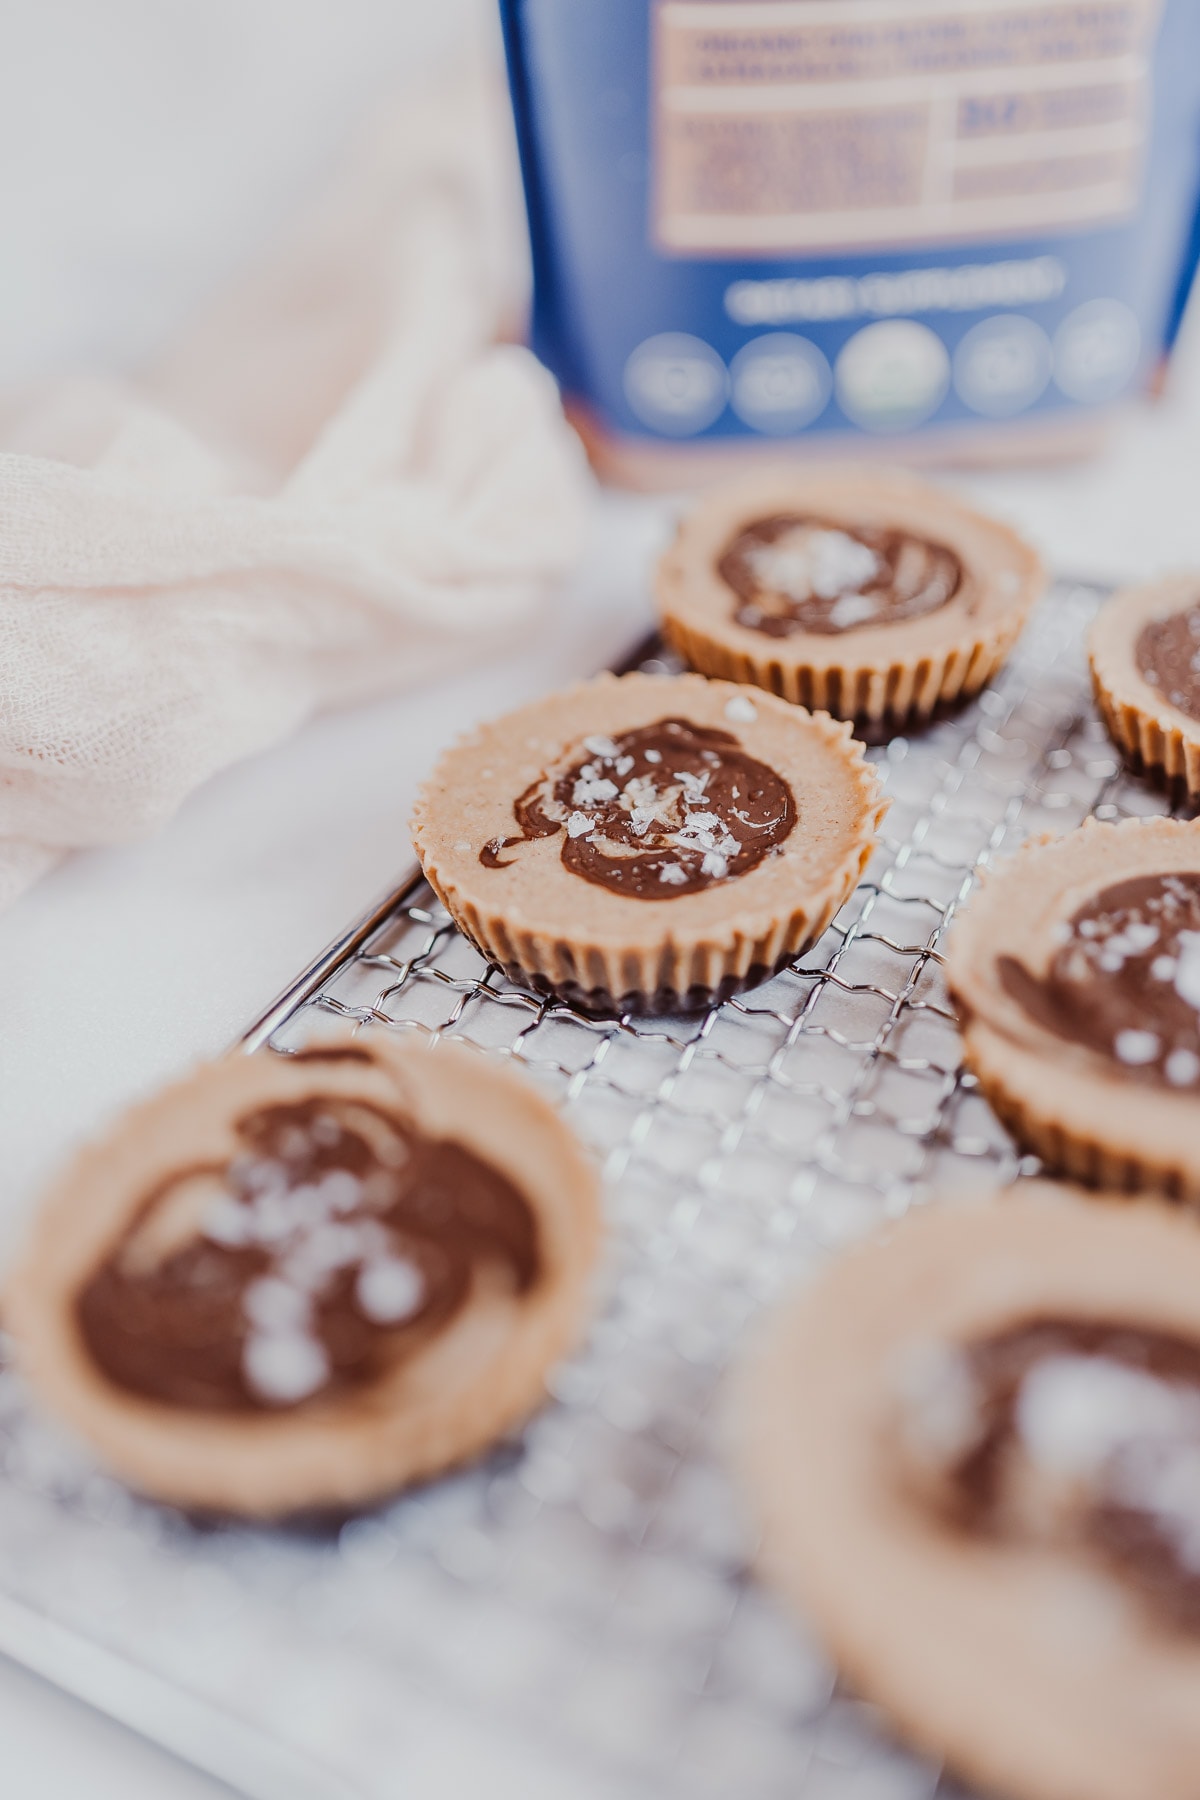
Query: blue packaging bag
[[500, 0, 1200, 481]]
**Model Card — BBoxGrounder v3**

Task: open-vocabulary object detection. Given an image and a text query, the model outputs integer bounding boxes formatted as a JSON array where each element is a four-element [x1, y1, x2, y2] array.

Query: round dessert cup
[[7, 1032, 601, 1518], [655, 465, 1044, 730], [1090, 573, 1200, 799], [945, 817, 1200, 1202], [732, 1185, 1200, 1800], [411, 671, 887, 1016]]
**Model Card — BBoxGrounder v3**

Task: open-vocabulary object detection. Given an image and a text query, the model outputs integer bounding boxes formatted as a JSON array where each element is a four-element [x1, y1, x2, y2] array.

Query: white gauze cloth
[[0, 70, 589, 908]]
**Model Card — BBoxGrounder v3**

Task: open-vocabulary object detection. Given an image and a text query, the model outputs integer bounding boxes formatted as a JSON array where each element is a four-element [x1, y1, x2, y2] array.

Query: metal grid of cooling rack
[[0, 580, 1194, 1800]]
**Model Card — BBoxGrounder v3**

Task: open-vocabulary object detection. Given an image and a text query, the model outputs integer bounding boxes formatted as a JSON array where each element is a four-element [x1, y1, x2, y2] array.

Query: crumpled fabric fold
[[0, 65, 589, 906]]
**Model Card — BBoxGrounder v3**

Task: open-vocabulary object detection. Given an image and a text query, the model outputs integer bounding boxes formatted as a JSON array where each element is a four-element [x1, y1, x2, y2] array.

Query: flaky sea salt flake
[[1115, 1029, 1160, 1066], [828, 591, 879, 630], [1016, 1354, 1189, 1478], [243, 1276, 311, 1333], [243, 1331, 330, 1406], [356, 1256, 424, 1324], [203, 1195, 254, 1247], [317, 1169, 364, 1212], [1174, 932, 1200, 1010], [572, 773, 618, 807]]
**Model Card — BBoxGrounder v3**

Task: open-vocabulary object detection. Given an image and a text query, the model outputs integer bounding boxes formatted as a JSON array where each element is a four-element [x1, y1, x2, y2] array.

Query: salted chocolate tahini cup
[[945, 817, 1200, 1202], [6, 1032, 600, 1517], [411, 671, 887, 1015], [1090, 574, 1200, 798], [732, 1186, 1200, 1800], [656, 466, 1044, 730]]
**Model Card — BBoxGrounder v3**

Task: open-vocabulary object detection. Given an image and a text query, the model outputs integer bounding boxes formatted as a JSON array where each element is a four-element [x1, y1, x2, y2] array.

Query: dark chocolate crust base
[[1092, 699, 1200, 811], [6, 1034, 603, 1518], [413, 672, 886, 1030], [852, 682, 985, 746], [1090, 578, 1200, 806], [495, 946, 806, 1019]]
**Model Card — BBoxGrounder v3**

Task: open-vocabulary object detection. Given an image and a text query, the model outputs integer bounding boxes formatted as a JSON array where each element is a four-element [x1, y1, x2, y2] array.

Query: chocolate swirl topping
[[76, 1065, 540, 1413], [903, 1318, 1200, 1635], [1136, 603, 1200, 724], [480, 716, 795, 899], [718, 514, 962, 638], [996, 872, 1200, 1091]]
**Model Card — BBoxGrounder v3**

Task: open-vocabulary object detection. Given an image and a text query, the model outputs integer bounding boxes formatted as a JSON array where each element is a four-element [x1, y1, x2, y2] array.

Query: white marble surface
[[3, 1, 1200, 1791]]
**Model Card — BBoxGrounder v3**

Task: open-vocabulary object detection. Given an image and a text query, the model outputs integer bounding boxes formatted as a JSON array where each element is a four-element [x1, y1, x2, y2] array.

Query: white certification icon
[[835, 320, 950, 434], [1053, 299, 1142, 404], [623, 332, 728, 435], [954, 314, 1053, 418], [729, 333, 832, 435]]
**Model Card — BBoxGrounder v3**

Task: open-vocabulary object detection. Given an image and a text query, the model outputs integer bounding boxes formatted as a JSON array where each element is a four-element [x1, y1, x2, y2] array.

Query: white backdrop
[[2, 2, 1200, 1794], [0, 0, 486, 384]]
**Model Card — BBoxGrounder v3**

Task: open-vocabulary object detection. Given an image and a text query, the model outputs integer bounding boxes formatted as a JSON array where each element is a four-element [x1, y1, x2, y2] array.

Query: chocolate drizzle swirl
[[996, 872, 1200, 1091], [718, 513, 962, 638], [1136, 604, 1200, 723], [908, 1318, 1200, 1636], [76, 1064, 540, 1413], [480, 717, 795, 900]]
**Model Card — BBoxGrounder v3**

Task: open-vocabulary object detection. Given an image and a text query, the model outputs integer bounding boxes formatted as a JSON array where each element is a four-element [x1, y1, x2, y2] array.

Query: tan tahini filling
[[410, 671, 887, 1012], [6, 1032, 601, 1517], [732, 1187, 1200, 1800], [945, 817, 1200, 1202], [1090, 574, 1200, 799], [656, 465, 1044, 727]]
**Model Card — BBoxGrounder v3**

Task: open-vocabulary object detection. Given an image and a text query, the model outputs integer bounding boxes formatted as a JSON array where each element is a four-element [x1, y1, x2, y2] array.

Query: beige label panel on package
[[654, 0, 1164, 256]]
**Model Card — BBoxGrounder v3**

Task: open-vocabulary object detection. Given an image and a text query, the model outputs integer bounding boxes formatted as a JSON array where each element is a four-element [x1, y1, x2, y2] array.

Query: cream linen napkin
[[0, 68, 589, 908]]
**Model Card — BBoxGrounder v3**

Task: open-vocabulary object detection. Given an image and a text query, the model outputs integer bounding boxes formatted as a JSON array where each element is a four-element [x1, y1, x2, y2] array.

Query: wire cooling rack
[[0, 580, 1194, 1800]]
